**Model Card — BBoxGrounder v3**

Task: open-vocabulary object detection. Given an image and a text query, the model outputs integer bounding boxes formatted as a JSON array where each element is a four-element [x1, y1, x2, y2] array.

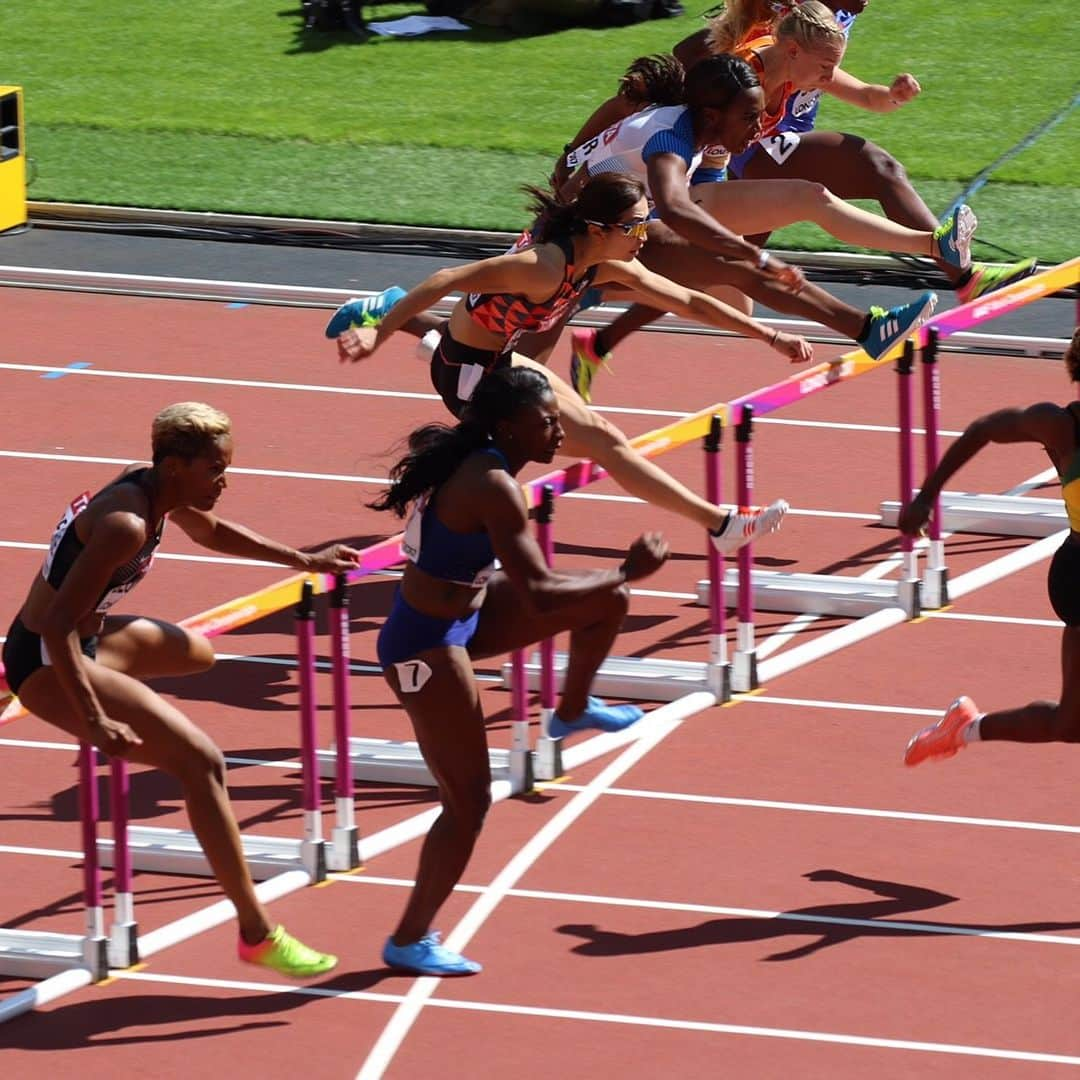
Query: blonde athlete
[[2, 403, 360, 978]]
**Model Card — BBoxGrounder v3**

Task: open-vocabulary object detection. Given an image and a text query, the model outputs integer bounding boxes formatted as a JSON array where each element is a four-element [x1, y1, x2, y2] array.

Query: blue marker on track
[[42, 362, 92, 380]]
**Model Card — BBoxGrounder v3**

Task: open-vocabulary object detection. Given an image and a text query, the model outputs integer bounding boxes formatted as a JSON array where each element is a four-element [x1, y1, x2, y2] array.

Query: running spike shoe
[[382, 931, 482, 976], [904, 695, 980, 766], [238, 924, 338, 978], [933, 205, 977, 271], [569, 328, 614, 405], [710, 499, 789, 555], [324, 286, 407, 338], [957, 258, 1038, 304], [548, 696, 645, 738], [862, 292, 937, 361]]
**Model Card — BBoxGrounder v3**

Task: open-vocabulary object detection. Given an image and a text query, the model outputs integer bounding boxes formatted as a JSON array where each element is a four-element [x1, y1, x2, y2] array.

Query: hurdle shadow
[[557, 869, 1080, 962], [816, 527, 1033, 577], [0, 967, 403, 1049]]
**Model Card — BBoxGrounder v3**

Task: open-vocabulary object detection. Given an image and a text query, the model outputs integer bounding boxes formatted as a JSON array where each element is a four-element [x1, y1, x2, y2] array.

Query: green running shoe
[[957, 258, 1038, 304], [238, 924, 338, 978]]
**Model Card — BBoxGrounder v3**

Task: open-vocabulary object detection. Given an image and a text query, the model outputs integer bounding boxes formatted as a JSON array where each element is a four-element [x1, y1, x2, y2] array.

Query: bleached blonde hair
[[774, 1, 846, 56], [706, 0, 844, 56], [151, 402, 232, 463]]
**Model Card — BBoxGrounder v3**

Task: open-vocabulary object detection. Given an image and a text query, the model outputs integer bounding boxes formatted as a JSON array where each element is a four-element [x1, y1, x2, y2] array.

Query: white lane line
[[356, 693, 711, 1080], [0, 844, 82, 859], [334, 875, 1080, 948], [927, 611, 1061, 628], [113, 970, 1080, 1067], [553, 784, 1080, 836], [0, 362, 680, 420]]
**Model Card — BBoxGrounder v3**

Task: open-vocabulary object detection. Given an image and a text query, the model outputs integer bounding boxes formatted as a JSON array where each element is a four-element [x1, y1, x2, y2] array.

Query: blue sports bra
[[401, 447, 507, 587]]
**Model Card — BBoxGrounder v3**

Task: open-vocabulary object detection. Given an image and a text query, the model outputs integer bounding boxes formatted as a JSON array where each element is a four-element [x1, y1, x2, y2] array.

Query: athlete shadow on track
[[818, 530, 1029, 577], [0, 969, 404, 1049], [557, 869, 1080, 962]]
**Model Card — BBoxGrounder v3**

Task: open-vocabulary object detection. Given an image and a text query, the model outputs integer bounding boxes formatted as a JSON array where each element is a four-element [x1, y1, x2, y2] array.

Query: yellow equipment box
[[0, 86, 27, 233]]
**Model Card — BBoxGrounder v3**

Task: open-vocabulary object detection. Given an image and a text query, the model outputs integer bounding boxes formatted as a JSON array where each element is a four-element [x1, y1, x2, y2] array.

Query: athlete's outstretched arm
[[899, 403, 1071, 534], [824, 67, 920, 112], [595, 258, 813, 363], [169, 507, 361, 573], [336, 251, 563, 361]]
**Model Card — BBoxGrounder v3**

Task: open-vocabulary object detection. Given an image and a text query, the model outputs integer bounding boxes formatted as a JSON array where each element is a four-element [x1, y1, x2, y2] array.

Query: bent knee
[[860, 142, 909, 186], [444, 782, 492, 833], [189, 633, 216, 673], [172, 734, 227, 786], [791, 179, 832, 209]]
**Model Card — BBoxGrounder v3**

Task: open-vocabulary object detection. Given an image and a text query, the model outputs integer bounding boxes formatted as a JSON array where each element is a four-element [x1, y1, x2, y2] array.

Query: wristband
[[757, 249, 771, 270]]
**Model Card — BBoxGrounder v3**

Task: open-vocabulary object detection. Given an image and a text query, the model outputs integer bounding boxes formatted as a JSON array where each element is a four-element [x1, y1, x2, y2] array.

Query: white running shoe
[[710, 499, 789, 555]]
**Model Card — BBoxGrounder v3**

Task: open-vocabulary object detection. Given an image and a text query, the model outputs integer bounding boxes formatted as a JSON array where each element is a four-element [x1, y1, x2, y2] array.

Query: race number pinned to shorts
[[394, 659, 433, 693], [759, 131, 801, 167]]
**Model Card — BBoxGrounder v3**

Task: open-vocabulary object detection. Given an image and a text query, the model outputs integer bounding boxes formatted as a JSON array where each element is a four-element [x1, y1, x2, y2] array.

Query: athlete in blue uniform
[[2, 402, 361, 979], [369, 365, 669, 976]]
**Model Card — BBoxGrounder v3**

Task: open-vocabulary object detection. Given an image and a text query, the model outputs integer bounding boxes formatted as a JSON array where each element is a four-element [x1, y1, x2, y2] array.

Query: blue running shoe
[[548, 696, 645, 739], [324, 286, 407, 339], [382, 932, 482, 976], [933, 204, 977, 271], [862, 291, 937, 361]]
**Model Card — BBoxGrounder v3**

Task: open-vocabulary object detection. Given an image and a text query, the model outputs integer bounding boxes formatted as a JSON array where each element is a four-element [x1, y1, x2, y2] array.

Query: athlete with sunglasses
[[327, 172, 811, 554]]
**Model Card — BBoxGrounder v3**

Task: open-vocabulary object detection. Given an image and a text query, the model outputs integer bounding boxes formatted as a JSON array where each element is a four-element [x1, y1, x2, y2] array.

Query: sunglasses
[[586, 217, 650, 240]]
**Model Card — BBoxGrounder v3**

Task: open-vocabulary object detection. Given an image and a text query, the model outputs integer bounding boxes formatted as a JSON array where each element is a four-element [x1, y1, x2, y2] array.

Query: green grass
[[2, 0, 1078, 259]]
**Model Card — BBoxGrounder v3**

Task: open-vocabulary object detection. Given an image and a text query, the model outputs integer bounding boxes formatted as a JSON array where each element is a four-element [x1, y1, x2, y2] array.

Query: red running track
[[1, 287, 1079, 1077]]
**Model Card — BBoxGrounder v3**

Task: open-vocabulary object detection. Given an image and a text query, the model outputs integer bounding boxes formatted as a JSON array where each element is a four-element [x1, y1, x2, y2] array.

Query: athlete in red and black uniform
[[331, 172, 811, 555]]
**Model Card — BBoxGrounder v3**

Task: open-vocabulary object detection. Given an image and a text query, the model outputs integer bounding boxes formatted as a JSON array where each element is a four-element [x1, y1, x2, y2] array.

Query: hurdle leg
[[896, 340, 922, 618], [107, 757, 138, 969], [705, 415, 732, 702], [920, 327, 949, 608], [296, 580, 327, 882], [732, 406, 759, 692], [328, 574, 361, 871], [509, 650, 534, 793], [534, 485, 564, 781], [78, 745, 109, 979]]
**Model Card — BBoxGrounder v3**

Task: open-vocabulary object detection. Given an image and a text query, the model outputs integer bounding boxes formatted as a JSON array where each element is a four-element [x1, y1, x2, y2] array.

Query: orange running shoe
[[904, 696, 979, 767]]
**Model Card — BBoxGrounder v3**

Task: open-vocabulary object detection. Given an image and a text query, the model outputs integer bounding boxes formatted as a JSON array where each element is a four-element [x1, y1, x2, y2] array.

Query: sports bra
[[401, 448, 508, 587], [1057, 403, 1080, 532], [465, 234, 598, 351], [42, 468, 165, 614]]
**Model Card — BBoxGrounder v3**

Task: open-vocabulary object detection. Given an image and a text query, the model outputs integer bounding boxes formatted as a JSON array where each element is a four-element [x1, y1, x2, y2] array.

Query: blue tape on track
[[947, 88, 1080, 218], [41, 361, 92, 380]]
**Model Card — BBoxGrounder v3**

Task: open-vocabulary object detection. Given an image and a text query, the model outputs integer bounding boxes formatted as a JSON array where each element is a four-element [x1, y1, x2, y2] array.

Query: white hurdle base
[[98, 828, 324, 882], [317, 739, 515, 790], [880, 492, 1067, 537], [502, 652, 717, 704], [696, 569, 919, 619], [0, 929, 106, 981]]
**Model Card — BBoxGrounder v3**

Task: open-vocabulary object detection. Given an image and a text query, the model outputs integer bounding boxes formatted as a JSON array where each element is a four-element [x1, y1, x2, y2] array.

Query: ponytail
[[618, 53, 686, 107], [526, 173, 646, 244], [369, 366, 555, 517]]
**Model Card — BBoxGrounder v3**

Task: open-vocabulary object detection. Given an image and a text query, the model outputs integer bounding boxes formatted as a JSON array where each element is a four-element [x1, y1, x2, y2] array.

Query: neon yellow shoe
[[957, 258, 1038, 304], [238, 924, 338, 978], [569, 328, 614, 405]]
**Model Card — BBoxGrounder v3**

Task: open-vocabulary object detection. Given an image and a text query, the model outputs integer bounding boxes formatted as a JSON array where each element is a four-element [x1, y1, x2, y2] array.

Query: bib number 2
[[394, 659, 433, 693], [760, 131, 801, 167]]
